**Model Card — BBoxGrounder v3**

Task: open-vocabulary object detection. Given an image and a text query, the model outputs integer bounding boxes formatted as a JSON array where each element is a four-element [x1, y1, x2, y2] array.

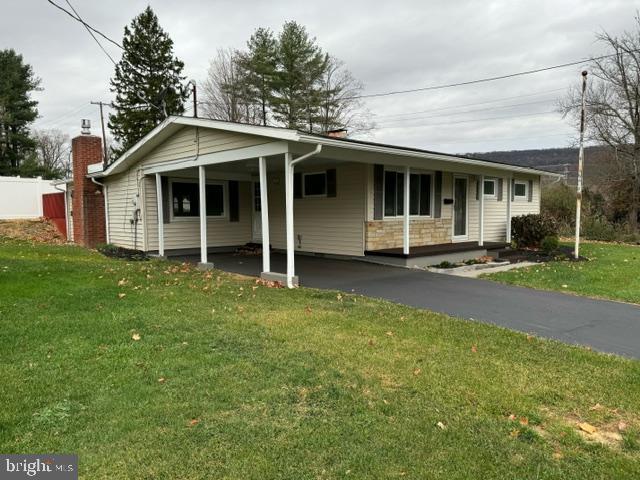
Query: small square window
[[483, 179, 496, 197], [514, 182, 527, 198], [303, 172, 327, 197]]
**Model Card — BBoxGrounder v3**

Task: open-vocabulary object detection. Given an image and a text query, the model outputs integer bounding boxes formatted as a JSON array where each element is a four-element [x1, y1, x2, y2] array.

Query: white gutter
[[285, 144, 323, 288], [91, 177, 110, 244]]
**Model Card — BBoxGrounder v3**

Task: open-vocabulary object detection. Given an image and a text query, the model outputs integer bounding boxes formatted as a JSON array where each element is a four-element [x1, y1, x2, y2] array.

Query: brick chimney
[[72, 119, 106, 248], [326, 128, 348, 138]]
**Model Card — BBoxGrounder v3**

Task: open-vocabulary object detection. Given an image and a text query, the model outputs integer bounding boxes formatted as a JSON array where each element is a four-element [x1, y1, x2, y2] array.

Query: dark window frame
[[383, 169, 433, 218], [302, 171, 328, 197], [169, 179, 227, 220]]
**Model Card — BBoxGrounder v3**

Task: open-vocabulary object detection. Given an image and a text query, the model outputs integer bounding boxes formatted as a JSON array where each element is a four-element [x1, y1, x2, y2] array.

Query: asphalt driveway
[[191, 252, 640, 359]]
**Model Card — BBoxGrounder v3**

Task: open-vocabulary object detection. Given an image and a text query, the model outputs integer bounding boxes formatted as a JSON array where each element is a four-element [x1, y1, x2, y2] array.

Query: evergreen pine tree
[[271, 22, 327, 131], [237, 28, 278, 126], [108, 7, 187, 157], [0, 49, 40, 175]]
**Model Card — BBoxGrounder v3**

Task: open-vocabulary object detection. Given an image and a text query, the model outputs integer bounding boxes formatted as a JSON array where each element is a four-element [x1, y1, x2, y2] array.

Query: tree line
[[200, 22, 372, 135]]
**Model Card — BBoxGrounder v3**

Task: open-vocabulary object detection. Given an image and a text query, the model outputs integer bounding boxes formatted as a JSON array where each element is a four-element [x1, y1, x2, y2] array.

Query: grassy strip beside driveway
[[485, 242, 640, 304], [1, 239, 640, 479]]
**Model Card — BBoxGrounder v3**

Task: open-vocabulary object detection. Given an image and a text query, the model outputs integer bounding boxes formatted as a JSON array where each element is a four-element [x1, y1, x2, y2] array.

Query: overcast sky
[[2, 0, 636, 153]]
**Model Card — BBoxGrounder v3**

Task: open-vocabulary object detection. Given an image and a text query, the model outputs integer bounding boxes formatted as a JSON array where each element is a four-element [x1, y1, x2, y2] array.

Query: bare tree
[[316, 56, 375, 136], [561, 14, 640, 232], [33, 129, 71, 177], [201, 48, 258, 123]]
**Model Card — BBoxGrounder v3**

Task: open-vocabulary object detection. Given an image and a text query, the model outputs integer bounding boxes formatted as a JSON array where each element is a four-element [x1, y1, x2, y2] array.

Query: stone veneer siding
[[365, 218, 453, 251]]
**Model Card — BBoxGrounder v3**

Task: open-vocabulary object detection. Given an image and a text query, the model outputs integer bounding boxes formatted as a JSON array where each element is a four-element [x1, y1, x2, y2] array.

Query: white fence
[[0, 176, 63, 219]]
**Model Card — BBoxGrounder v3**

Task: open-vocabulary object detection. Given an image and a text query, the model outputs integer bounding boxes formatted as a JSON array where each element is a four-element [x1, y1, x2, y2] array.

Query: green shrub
[[581, 216, 617, 241], [511, 214, 557, 248], [433, 261, 457, 269], [541, 183, 575, 234], [541, 235, 560, 253]]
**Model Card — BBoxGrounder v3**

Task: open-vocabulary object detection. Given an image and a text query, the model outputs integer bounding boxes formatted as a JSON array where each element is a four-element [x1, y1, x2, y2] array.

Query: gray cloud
[[1, 0, 635, 153]]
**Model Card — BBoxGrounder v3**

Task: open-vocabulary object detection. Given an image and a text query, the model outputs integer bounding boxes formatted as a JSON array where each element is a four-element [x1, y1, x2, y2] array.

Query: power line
[[349, 50, 640, 100], [36, 102, 94, 129], [375, 110, 558, 130], [421, 132, 574, 146], [63, 0, 118, 66], [46, 0, 123, 50], [374, 88, 565, 119], [374, 98, 556, 124]]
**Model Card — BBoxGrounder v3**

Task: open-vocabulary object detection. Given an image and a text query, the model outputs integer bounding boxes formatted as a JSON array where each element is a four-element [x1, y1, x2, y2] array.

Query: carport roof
[[90, 116, 562, 178]]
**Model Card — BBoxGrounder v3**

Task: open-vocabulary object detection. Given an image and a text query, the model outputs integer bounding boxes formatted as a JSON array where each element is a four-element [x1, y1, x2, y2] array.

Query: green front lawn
[[486, 242, 640, 304], [1, 239, 640, 479]]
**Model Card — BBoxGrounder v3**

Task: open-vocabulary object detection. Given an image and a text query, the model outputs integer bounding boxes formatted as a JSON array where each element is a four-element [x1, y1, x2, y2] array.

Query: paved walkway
[[186, 252, 640, 359]]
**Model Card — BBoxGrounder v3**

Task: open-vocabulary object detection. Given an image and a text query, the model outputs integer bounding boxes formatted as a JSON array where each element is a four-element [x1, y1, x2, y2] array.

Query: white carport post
[[284, 152, 295, 288], [258, 156, 270, 274], [506, 175, 512, 244], [403, 166, 410, 255], [479, 174, 485, 247], [198, 165, 208, 266], [155, 173, 165, 257]]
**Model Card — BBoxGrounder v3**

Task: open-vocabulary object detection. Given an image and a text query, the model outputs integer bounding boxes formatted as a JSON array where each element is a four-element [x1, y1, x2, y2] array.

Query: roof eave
[[296, 134, 561, 177]]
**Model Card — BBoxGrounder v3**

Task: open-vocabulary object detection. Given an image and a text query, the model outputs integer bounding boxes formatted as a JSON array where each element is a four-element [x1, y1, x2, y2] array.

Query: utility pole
[[575, 71, 588, 260], [192, 81, 197, 118], [91, 101, 109, 167]]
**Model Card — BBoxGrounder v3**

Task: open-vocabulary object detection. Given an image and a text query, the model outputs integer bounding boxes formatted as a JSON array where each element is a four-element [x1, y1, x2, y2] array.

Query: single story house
[[72, 116, 558, 287]]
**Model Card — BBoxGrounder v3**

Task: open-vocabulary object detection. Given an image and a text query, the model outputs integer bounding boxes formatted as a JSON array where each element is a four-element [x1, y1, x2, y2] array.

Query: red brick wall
[[72, 134, 106, 248]]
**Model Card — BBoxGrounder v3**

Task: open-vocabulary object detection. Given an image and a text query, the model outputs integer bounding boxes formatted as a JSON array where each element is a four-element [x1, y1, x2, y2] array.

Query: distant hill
[[470, 146, 612, 185]]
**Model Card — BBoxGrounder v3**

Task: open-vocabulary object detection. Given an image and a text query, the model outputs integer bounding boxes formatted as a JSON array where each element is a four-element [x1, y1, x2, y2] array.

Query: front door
[[453, 176, 468, 240], [252, 182, 262, 242]]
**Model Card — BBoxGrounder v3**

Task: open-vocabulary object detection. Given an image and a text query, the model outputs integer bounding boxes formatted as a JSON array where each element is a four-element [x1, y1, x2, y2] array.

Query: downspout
[[91, 176, 110, 244], [285, 144, 322, 288]]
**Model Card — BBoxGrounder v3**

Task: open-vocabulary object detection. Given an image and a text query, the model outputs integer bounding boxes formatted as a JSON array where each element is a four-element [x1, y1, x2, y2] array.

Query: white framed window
[[514, 181, 528, 199], [303, 172, 327, 197], [483, 178, 497, 198], [383, 169, 433, 217], [169, 178, 227, 220]]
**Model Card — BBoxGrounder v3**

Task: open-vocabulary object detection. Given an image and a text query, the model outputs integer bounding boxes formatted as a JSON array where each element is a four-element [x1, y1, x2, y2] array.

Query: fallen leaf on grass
[[413, 368, 421, 376], [131, 333, 141, 341], [386, 331, 394, 337], [519, 417, 529, 426], [118, 293, 126, 299], [188, 419, 200, 427], [471, 345, 478, 353], [436, 421, 446, 430], [158, 377, 166, 384], [578, 422, 597, 434]]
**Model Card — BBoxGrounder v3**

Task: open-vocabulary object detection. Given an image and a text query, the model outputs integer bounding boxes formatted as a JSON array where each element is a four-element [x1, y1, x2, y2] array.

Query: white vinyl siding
[[105, 171, 145, 250], [141, 126, 271, 166], [145, 176, 251, 251], [268, 162, 367, 257], [104, 126, 267, 251]]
